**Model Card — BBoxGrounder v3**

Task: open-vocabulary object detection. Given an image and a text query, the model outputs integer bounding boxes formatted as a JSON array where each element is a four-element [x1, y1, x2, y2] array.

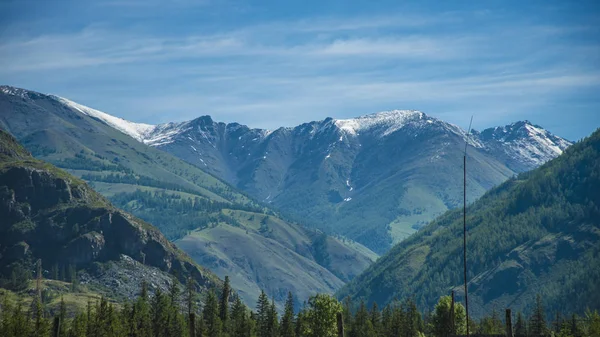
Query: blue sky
[[1, 0, 599, 140]]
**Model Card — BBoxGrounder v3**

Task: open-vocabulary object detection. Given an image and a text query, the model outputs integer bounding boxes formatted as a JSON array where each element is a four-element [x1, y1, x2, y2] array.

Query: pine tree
[[168, 276, 184, 337], [151, 289, 170, 337], [515, 311, 528, 337], [381, 305, 393, 337], [369, 302, 382, 336], [11, 302, 31, 337], [268, 299, 279, 337], [186, 277, 197, 317], [404, 298, 424, 337], [343, 296, 354, 333], [478, 309, 504, 335], [280, 291, 296, 337], [295, 308, 307, 337], [350, 300, 375, 337], [203, 290, 222, 337], [529, 294, 548, 337], [231, 296, 247, 337], [554, 311, 563, 334], [219, 276, 231, 329], [59, 296, 68, 337], [256, 290, 271, 337], [390, 303, 403, 337], [132, 281, 152, 337]]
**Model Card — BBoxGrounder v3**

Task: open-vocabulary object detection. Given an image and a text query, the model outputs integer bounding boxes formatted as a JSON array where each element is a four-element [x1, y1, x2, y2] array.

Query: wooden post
[[337, 311, 345, 337], [52, 316, 60, 337], [450, 290, 455, 333], [506, 309, 513, 337], [189, 312, 196, 337]]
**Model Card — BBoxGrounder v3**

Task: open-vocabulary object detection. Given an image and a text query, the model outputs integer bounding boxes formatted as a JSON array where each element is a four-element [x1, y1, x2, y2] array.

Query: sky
[[0, 0, 599, 140]]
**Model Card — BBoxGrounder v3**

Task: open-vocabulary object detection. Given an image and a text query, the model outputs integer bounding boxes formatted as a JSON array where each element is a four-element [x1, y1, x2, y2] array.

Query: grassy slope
[[337, 129, 600, 317], [176, 208, 376, 309]]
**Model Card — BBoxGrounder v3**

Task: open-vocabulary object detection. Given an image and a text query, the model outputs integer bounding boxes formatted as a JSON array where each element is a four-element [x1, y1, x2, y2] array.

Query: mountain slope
[[141, 111, 571, 253], [337, 128, 600, 316], [0, 128, 220, 301], [176, 209, 376, 310], [0, 85, 377, 308]]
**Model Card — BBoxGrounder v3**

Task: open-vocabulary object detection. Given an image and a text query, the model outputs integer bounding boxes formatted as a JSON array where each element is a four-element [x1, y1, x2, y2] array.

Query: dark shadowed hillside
[[0, 128, 221, 302]]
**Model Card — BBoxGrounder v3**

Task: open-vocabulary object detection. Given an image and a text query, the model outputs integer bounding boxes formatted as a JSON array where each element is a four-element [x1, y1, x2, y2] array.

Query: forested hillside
[[0, 129, 222, 304], [338, 128, 600, 317]]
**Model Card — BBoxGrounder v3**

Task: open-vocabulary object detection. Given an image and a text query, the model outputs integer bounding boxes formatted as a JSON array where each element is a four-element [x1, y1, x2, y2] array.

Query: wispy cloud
[[0, 4, 598, 139]]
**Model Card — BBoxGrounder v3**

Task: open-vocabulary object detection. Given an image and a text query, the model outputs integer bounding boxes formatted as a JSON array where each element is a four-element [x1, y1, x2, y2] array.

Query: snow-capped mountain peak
[[476, 120, 572, 170], [334, 110, 426, 136], [52, 96, 157, 142]]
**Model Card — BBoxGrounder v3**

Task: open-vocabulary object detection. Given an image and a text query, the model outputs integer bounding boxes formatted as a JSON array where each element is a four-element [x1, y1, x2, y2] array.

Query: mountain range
[[0, 85, 375, 309], [337, 128, 600, 317], [0, 84, 594, 319], [46, 91, 571, 253]]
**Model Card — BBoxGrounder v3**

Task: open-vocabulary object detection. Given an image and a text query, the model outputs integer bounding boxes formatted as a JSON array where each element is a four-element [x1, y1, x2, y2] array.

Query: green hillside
[[176, 208, 376, 310], [0, 87, 377, 309], [337, 128, 600, 317], [0, 129, 221, 303]]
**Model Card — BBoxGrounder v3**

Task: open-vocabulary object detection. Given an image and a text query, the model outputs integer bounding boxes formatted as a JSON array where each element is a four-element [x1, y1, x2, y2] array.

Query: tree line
[[1, 272, 600, 337]]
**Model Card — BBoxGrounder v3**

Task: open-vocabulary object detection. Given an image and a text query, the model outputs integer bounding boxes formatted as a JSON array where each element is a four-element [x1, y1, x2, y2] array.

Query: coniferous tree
[[268, 299, 279, 337], [350, 300, 375, 337], [151, 289, 170, 337], [186, 277, 197, 317], [133, 281, 152, 337], [568, 314, 582, 337], [369, 302, 382, 336], [529, 295, 548, 337], [203, 290, 222, 337], [168, 277, 185, 337], [59, 296, 68, 337], [390, 303, 404, 337], [343, 296, 354, 333], [295, 308, 308, 337], [12, 302, 31, 337], [256, 290, 271, 337], [404, 298, 424, 337], [381, 304, 393, 337], [280, 291, 296, 337], [219, 276, 231, 330], [478, 309, 504, 335], [554, 311, 563, 334], [515, 311, 528, 337], [231, 296, 247, 337]]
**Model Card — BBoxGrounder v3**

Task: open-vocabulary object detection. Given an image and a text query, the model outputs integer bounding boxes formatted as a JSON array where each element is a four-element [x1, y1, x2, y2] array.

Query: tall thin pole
[[463, 116, 473, 337]]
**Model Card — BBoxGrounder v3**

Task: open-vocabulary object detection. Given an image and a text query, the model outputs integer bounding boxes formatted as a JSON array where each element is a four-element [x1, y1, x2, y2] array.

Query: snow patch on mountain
[[334, 110, 425, 136], [0, 86, 29, 99], [143, 122, 190, 146], [54, 96, 156, 142]]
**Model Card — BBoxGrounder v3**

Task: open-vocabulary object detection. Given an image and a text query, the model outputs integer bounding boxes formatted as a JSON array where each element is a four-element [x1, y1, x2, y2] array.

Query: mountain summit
[[0, 86, 572, 253]]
